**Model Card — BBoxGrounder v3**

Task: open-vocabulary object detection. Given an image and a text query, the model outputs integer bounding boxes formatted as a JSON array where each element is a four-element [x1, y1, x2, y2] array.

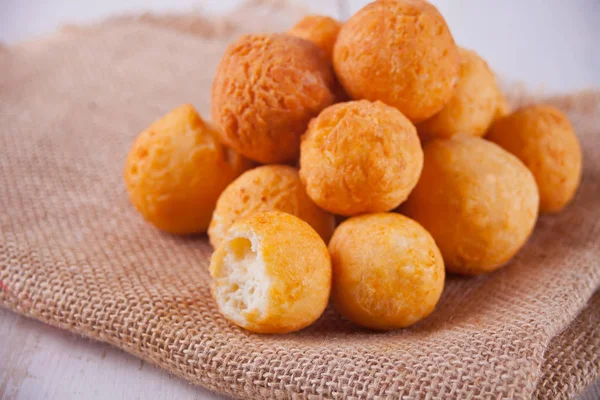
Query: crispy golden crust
[[210, 211, 331, 333], [333, 0, 459, 123], [486, 105, 582, 213], [288, 15, 342, 60], [416, 48, 499, 140], [208, 165, 335, 248], [299, 100, 423, 216], [211, 33, 335, 164], [401, 135, 539, 275], [287, 16, 349, 104], [329, 213, 445, 330], [124, 104, 251, 234]]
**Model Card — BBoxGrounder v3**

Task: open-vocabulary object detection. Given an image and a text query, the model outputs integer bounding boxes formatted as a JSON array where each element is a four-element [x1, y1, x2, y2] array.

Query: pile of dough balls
[[124, 0, 582, 334]]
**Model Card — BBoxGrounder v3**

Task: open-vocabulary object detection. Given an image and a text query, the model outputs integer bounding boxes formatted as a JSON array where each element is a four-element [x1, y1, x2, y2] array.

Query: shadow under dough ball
[[211, 33, 335, 164]]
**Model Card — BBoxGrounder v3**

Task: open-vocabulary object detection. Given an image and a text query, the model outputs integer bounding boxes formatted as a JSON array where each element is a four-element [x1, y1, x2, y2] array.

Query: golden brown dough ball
[[288, 16, 349, 103], [329, 213, 445, 330], [288, 15, 342, 60], [299, 100, 423, 216], [333, 0, 460, 123], [124, 104, 252, 234], [416, 48, 499, 140], [210, 211, 331, 334], [401, 135, 539, 275], [486, 105, 582, 213], [209, 165, 335, 248], [211, 33, 335, 164]]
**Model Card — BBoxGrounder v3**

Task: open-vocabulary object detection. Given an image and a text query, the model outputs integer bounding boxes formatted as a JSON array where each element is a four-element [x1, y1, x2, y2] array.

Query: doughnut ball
[[288, 15, 342, 60], [209, 165, 335, 248], [210, 211, 332, 334], [287, 16, 349, 103], [329, 213, 445, 330], [333, 0, 460, 123], [401, 135, 539, 275], [124, 104, 252, 234], [300, 100, 423, 216], [211, 33, 335, 164], [416, 48, 499, 140], [486, 105, 582, 213]]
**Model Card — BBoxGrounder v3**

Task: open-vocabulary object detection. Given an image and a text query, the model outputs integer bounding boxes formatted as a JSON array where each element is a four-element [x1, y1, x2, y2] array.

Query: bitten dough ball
[[288, 15, 342, 60], [124, 104, 252, 234], [300, 100, 423, 216], [416, 48, 499, 140], [210, 211, 332, 334], [333, 0, 460, 123], [209, 165, 335, 249], [486, 105, 582, 213], [329, 213, 445, 330], [212, 33, 335, 164], [401, 135, 539, 275]]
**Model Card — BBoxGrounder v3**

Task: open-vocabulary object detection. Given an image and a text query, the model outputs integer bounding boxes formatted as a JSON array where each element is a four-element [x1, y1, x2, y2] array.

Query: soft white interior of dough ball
[[214, 232, 270, 325]]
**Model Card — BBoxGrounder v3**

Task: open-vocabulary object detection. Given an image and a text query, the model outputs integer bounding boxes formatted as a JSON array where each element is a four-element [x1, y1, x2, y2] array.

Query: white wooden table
[[1, 1, 598, 399]]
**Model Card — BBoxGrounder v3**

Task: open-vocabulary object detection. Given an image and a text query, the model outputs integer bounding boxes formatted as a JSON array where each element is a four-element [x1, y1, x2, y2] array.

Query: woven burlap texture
[[1, 2, 599, 399]]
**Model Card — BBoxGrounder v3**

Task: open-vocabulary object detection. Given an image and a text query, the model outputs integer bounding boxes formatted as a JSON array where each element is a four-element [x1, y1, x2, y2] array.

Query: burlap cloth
[[1, 1, 599, 399]]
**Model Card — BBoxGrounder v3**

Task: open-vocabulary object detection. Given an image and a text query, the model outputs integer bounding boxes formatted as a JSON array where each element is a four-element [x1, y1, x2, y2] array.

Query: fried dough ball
[[288, 16, 349, 103], [209, 165, 335, 248], [211, 33, 335, 164], [299, 100, 423, 216], [416, 48, 499, 140], [288, 15, 342, 60], [401, 135, 539, 275], [329, 213, 445, 330], [333, 0, 460, 123], [486, 105, 582, 213], [210, 211, 331, 334], [124, 104, 252, 234]]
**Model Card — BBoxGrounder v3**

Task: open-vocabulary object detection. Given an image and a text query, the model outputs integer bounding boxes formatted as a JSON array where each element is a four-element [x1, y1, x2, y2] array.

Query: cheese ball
[[333, 0, 460, 123], [288, 15, 342, 60], [211, 33, 335, 164], [486, 105, 582, 213], [401, 135, 539, 275], [288, 16, 349, 103], [209, 165, 335, 248], [300, 100, 423, 216], [416, 48, 499, 140], [124, 104, 252, 234], [210, 211, 332, 334], [329, 213, 445, 330]]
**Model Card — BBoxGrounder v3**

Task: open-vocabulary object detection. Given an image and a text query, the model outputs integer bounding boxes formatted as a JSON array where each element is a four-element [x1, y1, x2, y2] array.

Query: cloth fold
[[1, 2, 598, 399]]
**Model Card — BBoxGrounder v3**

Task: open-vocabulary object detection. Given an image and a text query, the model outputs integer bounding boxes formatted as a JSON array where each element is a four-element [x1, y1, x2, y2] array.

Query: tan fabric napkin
[[1, 1, 598, 398]]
